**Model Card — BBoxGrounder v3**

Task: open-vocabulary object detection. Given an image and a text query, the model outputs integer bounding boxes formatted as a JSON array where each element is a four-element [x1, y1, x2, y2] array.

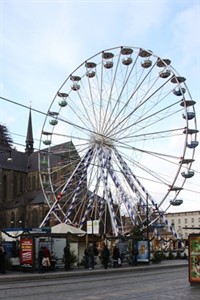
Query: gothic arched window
[[11, 211, 15, 228]]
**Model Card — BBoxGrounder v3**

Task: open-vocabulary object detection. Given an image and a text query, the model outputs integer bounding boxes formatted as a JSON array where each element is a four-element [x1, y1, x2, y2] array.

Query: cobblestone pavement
[[0, 259, 189, 282], [0, 261, 199, 300]]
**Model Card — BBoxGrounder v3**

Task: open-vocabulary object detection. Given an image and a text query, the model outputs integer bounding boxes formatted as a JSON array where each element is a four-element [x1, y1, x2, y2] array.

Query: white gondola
[[86, 62, 96, 77], [59, 100, 67, 107], [86, 71, 96, 78], [48, 111, 59, 117], [179, 158, 195, 164], [170, 199, 183, 206], [159, 69, 171, 78], [57, 92, 68, 98], [180, 100, 196, 107], [171, 76, 186, 83], [122, 57, 133, 66], [182, 112, 195, 120], [139, 49, 152, 57], [181, 171, 194, 178], [173, 87, 186, 96], [168, 186, 183, 191], [42, 131, 52, 146], [71, 83, 80, 91], [187, 141, 199, 149], [141, 59, 152, 68], [121, 47, 133, 55], [85, 62, 97, 68], [49, 119, 58, 126], [157, 58, 171, 67], [43, 140, 51, 145], [183, 128, 199, 134], [103, 52, 114, 69], [104, 61, 113, 69], [70, 75, 81, 82]]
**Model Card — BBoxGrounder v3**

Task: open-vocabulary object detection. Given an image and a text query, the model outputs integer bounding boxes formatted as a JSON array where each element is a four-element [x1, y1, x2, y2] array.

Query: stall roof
[[51, 223, 86, 236]]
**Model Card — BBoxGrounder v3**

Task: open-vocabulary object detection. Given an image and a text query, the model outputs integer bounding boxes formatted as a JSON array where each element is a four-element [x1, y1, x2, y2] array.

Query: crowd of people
[[84, 242, 137, 270], [0, 242, 138, 274]]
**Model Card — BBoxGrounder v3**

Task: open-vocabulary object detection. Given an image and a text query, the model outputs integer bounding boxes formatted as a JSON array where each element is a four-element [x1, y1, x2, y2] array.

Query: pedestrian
[[94, 242, 99, 257], [84, 246, 89, 268], [42, 253, 51, 272], [0, 246, 7, 274], [101, 242, 110, 269], [64, 243, 71, 271], [43, 247, 51, 271], [112, 244, 121, 267], [87, 243, 94, 270], [131, 246, 138, 266], [38, 246, 45, 273]]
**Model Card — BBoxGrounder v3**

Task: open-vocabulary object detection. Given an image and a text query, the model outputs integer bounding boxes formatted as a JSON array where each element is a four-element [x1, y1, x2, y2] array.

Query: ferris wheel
[[38, 46, 198, 237]]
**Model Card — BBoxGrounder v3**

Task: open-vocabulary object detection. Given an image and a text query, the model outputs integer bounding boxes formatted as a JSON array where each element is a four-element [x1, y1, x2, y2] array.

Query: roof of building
[[166, 210, 200, 216], [0, 140, 79, 172], [6, 189, 45, 209]]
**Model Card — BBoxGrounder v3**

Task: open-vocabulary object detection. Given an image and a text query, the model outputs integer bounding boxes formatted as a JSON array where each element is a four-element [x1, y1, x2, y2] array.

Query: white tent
[[51, 223, 86, 236]]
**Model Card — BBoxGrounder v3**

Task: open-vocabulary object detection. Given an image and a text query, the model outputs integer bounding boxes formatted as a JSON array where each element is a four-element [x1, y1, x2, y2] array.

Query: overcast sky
[[0, 0, 199, 213]]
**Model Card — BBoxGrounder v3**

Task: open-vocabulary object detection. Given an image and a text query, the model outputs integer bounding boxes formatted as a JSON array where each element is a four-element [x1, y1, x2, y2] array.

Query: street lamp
[[0, 147, 13, 162]]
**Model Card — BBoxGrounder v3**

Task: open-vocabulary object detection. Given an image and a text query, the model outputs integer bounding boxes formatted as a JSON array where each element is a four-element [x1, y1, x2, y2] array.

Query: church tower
[[25, 108, 34, 155]]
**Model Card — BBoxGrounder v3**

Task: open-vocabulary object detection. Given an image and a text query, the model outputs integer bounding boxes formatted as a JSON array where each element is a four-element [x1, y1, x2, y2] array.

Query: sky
[[0, 0, 199, 214]]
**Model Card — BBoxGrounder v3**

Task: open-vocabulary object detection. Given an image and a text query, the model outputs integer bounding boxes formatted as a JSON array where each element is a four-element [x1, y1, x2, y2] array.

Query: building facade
[[165, 211, 200, 240], [0, 110, 78, 229], [0, 110, 114, 234]]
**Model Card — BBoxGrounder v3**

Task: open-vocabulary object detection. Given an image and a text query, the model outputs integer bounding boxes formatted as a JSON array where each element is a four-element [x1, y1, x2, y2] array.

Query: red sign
[[20, 237, 33, 267]]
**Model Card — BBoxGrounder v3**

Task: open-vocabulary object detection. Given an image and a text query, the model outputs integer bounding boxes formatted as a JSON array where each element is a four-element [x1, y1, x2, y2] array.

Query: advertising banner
[[189, 234, 200, 284], [137, 240, 150, 262], [20, 237, 34, 268]]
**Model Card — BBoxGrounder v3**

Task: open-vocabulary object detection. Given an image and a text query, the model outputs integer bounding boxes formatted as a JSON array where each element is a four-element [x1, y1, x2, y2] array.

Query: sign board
[[20, 237, 34, 268], [87, 220, 99, 234], [188, 234, 200, 284], [137, 240, 150, 263]]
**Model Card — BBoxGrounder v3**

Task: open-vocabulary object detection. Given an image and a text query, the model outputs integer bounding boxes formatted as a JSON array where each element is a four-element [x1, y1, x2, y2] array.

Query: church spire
[[25, 108, 34, 155]]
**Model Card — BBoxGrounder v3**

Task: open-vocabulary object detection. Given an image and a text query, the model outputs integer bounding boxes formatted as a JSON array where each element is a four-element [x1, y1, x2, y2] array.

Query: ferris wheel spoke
[[109, 99, 182, 141], [103, 59, 158, 137], [106, 76, 173, 139]]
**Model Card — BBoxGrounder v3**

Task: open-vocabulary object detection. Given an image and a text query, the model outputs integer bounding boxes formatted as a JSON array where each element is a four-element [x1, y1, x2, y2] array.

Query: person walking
[[64, 243, 71, 271], [0, 246, 7, 274], [38, 246, 45, 273], [101, 242, 110, 269], [131, 246, 138, 266], [87, 243, 94, 270], [112, 244, 121, 267]]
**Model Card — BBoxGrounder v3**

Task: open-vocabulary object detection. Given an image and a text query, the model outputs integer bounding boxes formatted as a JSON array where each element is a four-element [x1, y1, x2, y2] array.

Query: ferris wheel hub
[[91, 133, 114, 148]]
